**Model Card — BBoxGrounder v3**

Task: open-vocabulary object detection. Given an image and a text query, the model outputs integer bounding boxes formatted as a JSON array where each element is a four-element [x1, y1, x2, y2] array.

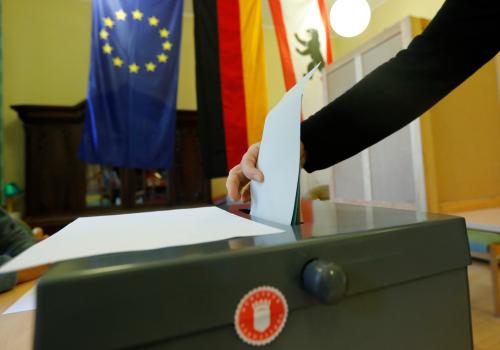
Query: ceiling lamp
[[330, 0, 372, 38]]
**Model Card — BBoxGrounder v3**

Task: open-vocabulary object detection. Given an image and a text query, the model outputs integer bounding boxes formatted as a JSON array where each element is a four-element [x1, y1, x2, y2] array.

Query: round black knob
[[302, 259, 347, 304]]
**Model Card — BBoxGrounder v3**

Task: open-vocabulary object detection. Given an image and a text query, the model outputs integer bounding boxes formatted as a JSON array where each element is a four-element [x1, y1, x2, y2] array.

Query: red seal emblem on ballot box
[[234, 286, 288, 346]]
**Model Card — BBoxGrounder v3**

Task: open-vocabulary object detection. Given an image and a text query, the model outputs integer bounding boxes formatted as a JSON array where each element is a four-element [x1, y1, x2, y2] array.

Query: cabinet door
[[324, 60, 367, 200], [362, 33, 417, 205]]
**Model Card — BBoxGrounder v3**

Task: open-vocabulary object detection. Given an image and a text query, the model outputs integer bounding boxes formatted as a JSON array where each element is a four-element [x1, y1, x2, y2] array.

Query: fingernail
[[255, 173, 263, 182]]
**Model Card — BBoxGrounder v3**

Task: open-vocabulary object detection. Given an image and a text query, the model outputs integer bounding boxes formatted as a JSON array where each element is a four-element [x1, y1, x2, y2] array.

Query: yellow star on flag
[[129, 63, 140, 73], [99, 29, 109, 40], [132, 10, 143, 20], [157, 53, 168, 63], [115, 9, 127, 21], [148, 16, 159, 27], [162, 41, 173, 51], [113, 57, 124, 68], [145, 62, 157, 72], [103, 17, 114, 28], [102, 43, 113, 54], [159, 28, 169, 38]]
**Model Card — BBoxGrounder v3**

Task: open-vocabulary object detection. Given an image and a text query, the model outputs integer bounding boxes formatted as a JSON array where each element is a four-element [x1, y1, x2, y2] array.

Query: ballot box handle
[[302, 259, 347, 304]]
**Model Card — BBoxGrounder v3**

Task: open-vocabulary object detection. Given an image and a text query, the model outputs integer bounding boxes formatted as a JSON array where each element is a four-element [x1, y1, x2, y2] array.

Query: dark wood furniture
[[14, 102, 210, 234]]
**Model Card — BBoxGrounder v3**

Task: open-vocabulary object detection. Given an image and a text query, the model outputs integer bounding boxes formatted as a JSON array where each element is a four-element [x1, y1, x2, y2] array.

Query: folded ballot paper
[[0, 207, 283, 274], [0, 66, 317, 274], [251, 65, 319, 225]]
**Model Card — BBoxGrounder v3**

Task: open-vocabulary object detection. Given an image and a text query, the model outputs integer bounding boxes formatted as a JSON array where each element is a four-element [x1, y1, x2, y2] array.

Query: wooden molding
[[441, 197, 500, 213]]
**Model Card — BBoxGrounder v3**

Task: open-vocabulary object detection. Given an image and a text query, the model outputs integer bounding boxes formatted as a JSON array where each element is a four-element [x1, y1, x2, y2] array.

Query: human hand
[[16, 229, 49, 283], [226, 143, 263, 202], [226, 142, 306, 202], [32, 227, 48, 241], [17, 264, 48, 283]]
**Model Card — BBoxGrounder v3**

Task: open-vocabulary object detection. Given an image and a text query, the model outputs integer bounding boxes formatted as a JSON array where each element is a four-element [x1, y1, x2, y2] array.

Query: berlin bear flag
[[268, 0, 333, 195], [268, 0, 332, 115], [79, 0, 183, 169]]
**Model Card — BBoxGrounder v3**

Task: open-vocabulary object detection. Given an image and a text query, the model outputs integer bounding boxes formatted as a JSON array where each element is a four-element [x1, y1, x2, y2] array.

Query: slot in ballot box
[[34, 201, 472, 350]]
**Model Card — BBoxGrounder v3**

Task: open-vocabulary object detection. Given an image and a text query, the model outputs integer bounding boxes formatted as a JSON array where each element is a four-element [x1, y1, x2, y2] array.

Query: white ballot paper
[[0, 207, 283, 274], [251, 65, 319, 225], [3, 287, 36, 314]]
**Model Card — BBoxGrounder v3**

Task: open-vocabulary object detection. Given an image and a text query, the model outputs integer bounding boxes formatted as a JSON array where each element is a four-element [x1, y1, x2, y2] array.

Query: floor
[[469, 261, 500, 349]]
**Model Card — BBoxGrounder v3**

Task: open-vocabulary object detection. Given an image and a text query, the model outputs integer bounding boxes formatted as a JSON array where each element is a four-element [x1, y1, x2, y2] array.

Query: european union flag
[[79, 0, 183, 169]]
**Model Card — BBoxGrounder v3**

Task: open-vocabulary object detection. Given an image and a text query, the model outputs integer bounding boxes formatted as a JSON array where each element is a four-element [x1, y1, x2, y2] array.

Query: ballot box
[[34, 201, 472, 350]]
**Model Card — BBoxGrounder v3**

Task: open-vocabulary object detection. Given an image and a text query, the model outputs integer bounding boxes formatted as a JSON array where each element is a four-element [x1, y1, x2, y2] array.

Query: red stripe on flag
[[318, 0, 333, 64], [217, 0, 249, 171], [268, 0, 296, 91]]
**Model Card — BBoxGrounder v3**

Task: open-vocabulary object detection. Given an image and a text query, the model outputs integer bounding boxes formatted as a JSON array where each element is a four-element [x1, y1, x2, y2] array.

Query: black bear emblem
[[295, 29, 325, 76]]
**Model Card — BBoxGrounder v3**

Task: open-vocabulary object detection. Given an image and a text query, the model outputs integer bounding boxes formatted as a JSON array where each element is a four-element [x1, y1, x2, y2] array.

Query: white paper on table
[[250, 65, 319, 225], [2, 287, 36, 314], [0, 207, 283, 274]]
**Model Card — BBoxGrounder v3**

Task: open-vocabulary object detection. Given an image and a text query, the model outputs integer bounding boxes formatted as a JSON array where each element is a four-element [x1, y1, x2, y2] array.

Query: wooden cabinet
[[14, 103, 210, 233]]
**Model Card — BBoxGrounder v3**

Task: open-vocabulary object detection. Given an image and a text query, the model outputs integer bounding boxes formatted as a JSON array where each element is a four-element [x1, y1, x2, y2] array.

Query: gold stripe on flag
[[239, 0, 268, 146]]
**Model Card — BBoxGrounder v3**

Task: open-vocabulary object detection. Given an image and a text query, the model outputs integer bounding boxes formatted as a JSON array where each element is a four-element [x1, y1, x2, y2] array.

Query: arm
[[0, 209, 38, 292], [301, 0, 500, 172], [0, 260, 47, 293], [0, 255, 17, 293], [0, 209, 37, 258]]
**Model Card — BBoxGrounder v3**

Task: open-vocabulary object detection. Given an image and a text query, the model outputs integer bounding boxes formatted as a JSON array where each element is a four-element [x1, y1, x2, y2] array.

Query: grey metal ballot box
[[34, 201, 473, 350]]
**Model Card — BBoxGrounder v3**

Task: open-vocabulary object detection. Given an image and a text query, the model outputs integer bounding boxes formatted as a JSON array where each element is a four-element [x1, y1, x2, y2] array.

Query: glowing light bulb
[[330, 0, 371, 38]]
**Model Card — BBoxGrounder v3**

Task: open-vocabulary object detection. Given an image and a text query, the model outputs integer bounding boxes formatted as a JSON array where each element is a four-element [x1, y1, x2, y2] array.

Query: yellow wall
[[3, 0, 91, 188], [428, 59, 500, 212]]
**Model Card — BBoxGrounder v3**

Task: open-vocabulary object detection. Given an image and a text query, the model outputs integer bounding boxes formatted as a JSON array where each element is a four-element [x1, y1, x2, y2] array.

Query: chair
[[467, 229, 500, 317]]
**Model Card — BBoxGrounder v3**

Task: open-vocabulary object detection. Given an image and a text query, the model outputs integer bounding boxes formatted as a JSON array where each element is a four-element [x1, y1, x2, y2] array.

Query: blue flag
[[79, 0, 183, 169]]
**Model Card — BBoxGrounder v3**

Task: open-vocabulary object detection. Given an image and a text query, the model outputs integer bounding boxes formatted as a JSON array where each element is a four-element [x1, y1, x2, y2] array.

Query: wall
[[429, 59, 500, 212], [1, 0, 456, 199], [3, 0, 91, 189]]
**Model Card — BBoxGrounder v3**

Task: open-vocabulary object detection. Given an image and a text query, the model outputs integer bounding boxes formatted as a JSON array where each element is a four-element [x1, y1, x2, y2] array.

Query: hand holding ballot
[[229, 66, 318, 225], [226, 143, 263, 203], [226, 142, 307, 202]]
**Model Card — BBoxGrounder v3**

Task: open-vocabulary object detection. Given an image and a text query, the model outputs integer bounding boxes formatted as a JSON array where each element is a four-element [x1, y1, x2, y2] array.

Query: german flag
[[194, 0, 268, 178]]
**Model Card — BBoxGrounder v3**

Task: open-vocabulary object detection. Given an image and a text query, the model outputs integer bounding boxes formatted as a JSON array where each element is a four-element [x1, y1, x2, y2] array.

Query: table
[[0, 280, 36, 350]]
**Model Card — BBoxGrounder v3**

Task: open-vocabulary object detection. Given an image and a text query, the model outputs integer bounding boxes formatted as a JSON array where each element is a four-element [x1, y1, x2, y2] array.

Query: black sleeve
[[0, 255, 17, 293], [0, 209, 36, 258], [301, 0, 500, 172]]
